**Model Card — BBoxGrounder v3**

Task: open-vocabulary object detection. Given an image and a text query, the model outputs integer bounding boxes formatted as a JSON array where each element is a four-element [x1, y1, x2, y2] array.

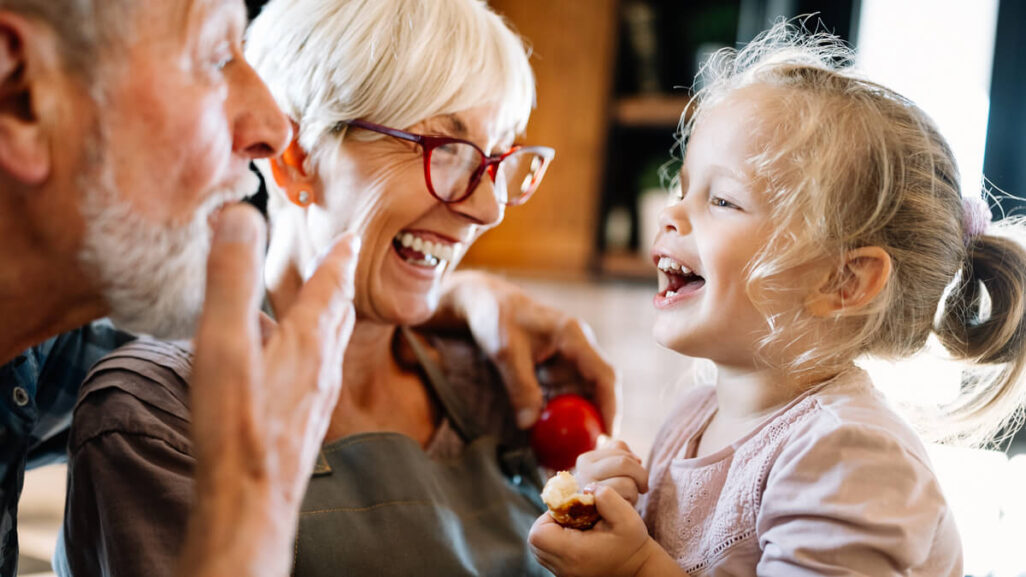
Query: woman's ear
[[805, 246, 892, 317], [0, 13, 53, 186], [269, 121, 317, 207]]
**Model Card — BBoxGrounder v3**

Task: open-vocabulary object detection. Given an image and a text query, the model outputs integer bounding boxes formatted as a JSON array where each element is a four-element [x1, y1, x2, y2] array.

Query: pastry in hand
[[541, 471, 600, 530]]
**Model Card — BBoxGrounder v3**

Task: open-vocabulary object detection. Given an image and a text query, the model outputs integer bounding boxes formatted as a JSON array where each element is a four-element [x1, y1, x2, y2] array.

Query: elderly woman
[[58, 1, 612, 576]]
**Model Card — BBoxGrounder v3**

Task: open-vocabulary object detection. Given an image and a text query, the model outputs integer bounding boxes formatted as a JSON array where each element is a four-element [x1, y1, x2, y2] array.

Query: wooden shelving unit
[[614, 94, 693, 128]]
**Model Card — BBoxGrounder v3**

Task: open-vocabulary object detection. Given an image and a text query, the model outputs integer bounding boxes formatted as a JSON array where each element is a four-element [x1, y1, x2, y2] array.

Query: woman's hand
[[576, 441, 649, 505], [179, 205, 358, 577], [529, 486, 681, 577], [433, 270, 619, 430]]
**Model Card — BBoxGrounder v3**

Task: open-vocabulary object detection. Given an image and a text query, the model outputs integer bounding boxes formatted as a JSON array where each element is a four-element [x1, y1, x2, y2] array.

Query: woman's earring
[[288, 187, 314, 207]]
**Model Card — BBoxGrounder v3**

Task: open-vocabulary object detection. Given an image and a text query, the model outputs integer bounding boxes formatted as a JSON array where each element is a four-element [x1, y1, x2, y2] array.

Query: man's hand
[[178, 205, 358, 577], [435, 271, 618, 431], [575, 441, 649, 505], [529, 486, 680, 577]]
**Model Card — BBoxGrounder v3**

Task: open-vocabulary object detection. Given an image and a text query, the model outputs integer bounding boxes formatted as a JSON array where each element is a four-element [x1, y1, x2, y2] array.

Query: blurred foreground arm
[[175, 205, 357, 577], [434, 270, 619, 431]]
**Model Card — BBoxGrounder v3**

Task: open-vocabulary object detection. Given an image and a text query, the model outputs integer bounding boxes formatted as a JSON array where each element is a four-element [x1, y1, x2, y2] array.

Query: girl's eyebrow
[[707, 164, 749, 185]]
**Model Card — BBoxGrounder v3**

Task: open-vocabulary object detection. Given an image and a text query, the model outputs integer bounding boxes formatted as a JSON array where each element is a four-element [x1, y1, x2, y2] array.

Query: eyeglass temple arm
[[342, 119, 424, 145]]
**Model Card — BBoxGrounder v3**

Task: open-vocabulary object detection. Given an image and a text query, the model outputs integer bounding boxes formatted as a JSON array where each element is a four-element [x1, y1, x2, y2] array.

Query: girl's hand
[[529, 485, 659, 577], [575, 440, 649, 505]]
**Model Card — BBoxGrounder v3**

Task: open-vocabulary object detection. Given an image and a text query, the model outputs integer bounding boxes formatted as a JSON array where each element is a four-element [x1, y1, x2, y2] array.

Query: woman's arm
[[433, 270, 619, 431]]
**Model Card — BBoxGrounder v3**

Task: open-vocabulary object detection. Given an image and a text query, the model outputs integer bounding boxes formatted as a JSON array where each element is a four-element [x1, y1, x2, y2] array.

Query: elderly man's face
[[76, 0, 288, 338]]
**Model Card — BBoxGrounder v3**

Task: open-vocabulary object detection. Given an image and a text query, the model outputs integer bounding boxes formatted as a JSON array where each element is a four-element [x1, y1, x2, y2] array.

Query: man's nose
[[230, 61, 290, 159]]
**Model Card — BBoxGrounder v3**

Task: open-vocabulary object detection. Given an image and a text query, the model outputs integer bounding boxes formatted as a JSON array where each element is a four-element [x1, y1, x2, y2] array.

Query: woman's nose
[[448, 174, 504, 226]]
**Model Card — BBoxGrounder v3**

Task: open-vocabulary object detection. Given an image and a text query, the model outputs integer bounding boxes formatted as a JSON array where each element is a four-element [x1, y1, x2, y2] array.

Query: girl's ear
[[269, 121, 317, 207], [805, 246, 892, 317]]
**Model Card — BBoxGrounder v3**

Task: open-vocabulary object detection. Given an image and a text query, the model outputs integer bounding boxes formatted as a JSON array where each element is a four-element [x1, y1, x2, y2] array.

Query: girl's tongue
[[661, 269, 706, 297], [657, 256, 705, 297]]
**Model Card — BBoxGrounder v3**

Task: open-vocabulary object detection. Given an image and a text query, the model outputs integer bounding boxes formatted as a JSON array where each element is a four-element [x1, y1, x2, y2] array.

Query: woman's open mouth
[[392, 231, 458, 270], [654, 256, 705, 307]]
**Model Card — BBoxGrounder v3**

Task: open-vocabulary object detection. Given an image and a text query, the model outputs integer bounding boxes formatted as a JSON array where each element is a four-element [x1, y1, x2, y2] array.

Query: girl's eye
[[710, 196, 739, 209]]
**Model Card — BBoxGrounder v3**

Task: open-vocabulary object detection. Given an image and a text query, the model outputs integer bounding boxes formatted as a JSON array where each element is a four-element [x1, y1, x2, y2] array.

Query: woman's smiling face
[[311, 105, 512, 325], [651, 87, 790, 367]]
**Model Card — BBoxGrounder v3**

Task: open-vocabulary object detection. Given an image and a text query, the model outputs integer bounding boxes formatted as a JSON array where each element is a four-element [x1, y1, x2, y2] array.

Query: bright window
[[857, 0, 999, 201]]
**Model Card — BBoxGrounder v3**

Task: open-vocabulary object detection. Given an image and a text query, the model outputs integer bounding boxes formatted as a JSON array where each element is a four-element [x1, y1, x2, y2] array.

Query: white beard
[[77, 137, 258, 339]]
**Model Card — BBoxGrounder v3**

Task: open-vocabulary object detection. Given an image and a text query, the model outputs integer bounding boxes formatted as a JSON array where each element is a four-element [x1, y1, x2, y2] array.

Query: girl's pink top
[[638, 367, 962, 576]]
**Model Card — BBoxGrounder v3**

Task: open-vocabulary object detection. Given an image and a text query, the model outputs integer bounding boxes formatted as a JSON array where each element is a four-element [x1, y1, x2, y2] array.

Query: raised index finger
[[282, 233, 360, 390]]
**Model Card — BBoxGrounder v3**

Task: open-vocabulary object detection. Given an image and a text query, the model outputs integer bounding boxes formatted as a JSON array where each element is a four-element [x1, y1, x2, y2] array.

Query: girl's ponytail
[[935, 222, 1026, 446]]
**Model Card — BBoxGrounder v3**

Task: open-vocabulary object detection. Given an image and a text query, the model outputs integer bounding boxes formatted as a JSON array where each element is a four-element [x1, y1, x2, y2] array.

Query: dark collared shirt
[[0, 321, 132, 577]]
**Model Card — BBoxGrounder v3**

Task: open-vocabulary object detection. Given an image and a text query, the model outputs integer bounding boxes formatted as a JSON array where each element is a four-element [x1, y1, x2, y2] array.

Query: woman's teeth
[[395, 232, 457, 266]]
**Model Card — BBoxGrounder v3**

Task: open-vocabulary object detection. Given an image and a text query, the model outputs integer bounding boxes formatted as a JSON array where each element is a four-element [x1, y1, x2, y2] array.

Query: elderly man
[[0, 1, 616, 576], [0, 0, 363, 575]]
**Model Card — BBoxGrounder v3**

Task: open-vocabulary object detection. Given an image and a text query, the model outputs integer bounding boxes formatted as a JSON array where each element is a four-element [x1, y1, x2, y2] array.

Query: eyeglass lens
[[428, 142, 547, 204]]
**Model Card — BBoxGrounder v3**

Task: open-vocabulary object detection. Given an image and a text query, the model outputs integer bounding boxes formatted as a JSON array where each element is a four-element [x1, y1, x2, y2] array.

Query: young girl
[[530, 21, 1026, 577]]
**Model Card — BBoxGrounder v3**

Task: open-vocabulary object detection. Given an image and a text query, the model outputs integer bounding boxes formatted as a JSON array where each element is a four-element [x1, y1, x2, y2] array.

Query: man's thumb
[[199, 204, 266, 344]]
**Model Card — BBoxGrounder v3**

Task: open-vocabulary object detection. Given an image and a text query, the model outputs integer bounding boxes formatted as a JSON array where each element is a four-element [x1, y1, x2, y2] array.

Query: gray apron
[[293, 328, 550, 577]]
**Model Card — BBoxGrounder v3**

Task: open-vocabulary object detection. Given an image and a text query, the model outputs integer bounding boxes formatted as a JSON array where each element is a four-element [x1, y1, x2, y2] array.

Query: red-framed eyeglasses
[[340, 119, 555, 206]]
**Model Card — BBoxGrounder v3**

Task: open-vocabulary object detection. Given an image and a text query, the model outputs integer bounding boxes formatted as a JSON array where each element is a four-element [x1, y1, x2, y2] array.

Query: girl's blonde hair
[[681, 19, 1026, 447]]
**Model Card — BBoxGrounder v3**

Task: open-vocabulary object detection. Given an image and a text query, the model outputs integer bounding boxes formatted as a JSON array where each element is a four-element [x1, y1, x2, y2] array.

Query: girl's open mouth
[[654, 256, 705, 306]]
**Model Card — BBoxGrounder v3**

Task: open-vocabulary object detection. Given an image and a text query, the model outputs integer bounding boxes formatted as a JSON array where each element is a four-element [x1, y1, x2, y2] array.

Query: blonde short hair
[[245, 0, 535, 174], [682, 20, 1026, 447]]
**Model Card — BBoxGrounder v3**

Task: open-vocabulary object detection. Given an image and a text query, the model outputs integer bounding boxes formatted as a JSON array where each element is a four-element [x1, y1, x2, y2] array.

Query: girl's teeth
[[666, 290, 678, 298], [657, 256, 693, 275], [412, 237, 424, 252], [401, 233, 414, 248]]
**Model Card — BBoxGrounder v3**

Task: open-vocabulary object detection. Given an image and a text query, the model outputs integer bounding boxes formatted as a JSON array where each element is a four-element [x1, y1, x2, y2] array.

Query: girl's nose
[[658, 197, 692, 237]]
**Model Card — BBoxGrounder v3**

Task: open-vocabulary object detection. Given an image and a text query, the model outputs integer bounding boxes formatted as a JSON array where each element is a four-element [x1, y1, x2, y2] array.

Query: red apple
[[530, 394, 606, 471]]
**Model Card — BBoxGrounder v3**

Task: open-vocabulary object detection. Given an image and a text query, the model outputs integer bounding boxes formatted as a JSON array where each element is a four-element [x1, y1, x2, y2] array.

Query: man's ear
[[269, 121, 317, 207], [805, 246, 892, 317], [0, 12, 51, 185]]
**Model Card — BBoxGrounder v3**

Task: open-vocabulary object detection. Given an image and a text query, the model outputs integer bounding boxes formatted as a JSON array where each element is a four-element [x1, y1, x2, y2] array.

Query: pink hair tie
[[962, 195, 991, 245]]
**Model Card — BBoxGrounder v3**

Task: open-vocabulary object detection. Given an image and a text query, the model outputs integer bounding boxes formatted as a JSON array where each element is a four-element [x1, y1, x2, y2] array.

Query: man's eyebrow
[[189, 0, 246, 40], [222, 0, 247, 37]]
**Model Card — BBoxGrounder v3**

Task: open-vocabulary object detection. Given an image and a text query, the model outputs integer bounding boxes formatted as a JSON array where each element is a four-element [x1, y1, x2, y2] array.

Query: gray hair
[[245, 0, 536, 175], [0, 0, 130, 81]]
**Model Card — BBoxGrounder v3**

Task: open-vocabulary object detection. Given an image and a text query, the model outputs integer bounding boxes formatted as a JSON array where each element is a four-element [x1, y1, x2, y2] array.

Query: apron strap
[[400, 327, 484, 443]]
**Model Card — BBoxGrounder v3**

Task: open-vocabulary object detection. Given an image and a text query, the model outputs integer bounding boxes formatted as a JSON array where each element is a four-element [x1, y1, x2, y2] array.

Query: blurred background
[[20, 1, 1026, 576]]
